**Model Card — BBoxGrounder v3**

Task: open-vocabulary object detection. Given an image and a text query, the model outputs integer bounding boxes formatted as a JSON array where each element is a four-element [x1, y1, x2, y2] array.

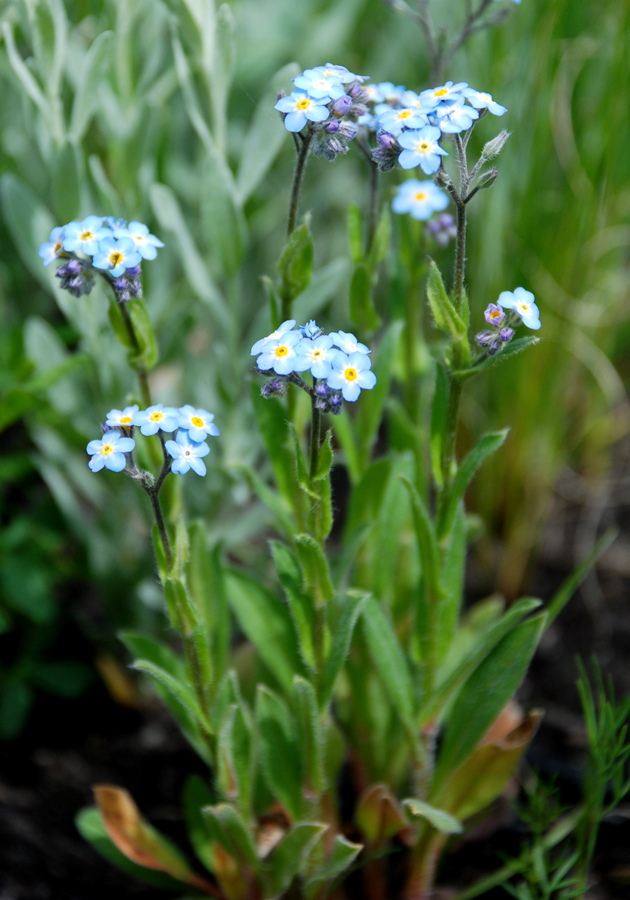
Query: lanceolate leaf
[[271, 541, 316, 669], [452, 337, 540, 380], [182, 775, 215, 872], [320, 591, 369, 709], [400, 476, 442, 605], [304, 835, 363, 900], [362, 596, 416, 732], [434, 613, 546, 788], [268, 823, 328, 897], [430, 363, 449, 489], [293, 676, 325, 797], [256, 686, 303, 821], [426, 260, 466, 338], [546, 527, 617, 626], [403, 798, 463, 834]]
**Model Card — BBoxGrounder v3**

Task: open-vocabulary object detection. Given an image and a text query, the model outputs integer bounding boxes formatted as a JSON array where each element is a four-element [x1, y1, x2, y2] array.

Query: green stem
[[310, 392, 322, 481], [119, 300, 152, 407], [287, 131, 313, 239], [436, 375, 463, 530]]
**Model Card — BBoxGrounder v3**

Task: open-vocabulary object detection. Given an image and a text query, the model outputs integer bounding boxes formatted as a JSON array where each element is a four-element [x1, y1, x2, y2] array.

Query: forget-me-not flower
[[292, 69, 346, 100], [392, 180, 449, 220], [463, 88, 507, 116], [398, 126, 447, 174], [299, 320, 323, 340], [251, 320, 297, 356], [378, 107, 428, 136], [484, 303, 506, 326], [329, 330, 371, 356], [92, 236, 142, 277], [39, 226, 66, 266], [327, 352, 377, 402], [165, 430, 210, 476], [275, 89, 331, 133], [87, 430, 135, 473], [363, 84, 384, 104], [433, 103, 479, 134], [132, 404, 179, 435], [105, 405, 139, 428], [114, 221, 164, 260], [419, 81, 468, 110], [255, 331, 305, 375], [498, 287, 541, 330], [177, 406, 220, 442], [376, 83, 406, 106], [63, 216, 111, 256], [295, 335, 337, 378]]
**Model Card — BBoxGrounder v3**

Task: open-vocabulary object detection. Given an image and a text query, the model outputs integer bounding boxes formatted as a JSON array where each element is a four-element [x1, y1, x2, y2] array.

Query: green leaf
[[438, 505, 466, 662], [403, 798, 463, 834], [132, 659, 212, 735], [453, 337, 540, 380], [182, 775, 215, 872], [546, 527, 617, 626], [314, 430, 334, 481], [250, 386, 296, 510], [439, 430, 508, 539], [2, 22, 50, 123], [368, 206, 391, 269], [426, 260, 466, 338], [278, 223, 313, 305], [234, 462, 294, 537], [216, 703, 253, 814], [205, 803, 259, 872], [344, 456, 392, 540], [224, 569, 307, 694], [422, 597, 543, 726], [434, 613, 546, 788], [293, 257, 350, 324], [202, 151, 245, 278], [0, 173, 55, 291], [293, 676, 325, 797], [304, 835, 363, 900], [349, 262, 379, 333], [268, 823, 328, 897], [127, 298, 158, 371], [400, 476, 442, 605], [186, 527, 230, 683], [70, 31, 112, 140], [362, 596, 416, 731], [294, 534, 335, 605], [355, 320, 403, 473], [347, 203, 363, 264], [430, 363, 449, 489], [320, 592, 369, 709], [210, 4, 236, 132], [271, 541, 316, 670], [75, 808, 185, 890], [256, 685, 303, 820], [261, 275, 281, 330], [237, 63, 299, 203], [52, 139, 81, 224]]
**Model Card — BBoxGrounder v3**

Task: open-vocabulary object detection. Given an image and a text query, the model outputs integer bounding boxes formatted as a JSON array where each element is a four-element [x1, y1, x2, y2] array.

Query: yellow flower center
[[435, 88, 448, 97], [184, 450, 191, 457], [398, 110, 412, 119], [312, 350, 323, 359], [120, 416, 132, 424], [519, 303, 530, 313], [296, 98, 311, 110], [150, 411, 163, 422], [415, 192, 427, 201], [54, 242, 62, 254], [490, 311, 502, 320], [345, 367, 358, 381], [275, 345, 289, 357], [101, 444, 113, 455], [191, 416, 204, 427], [419, 141, 430, 151], [110, 251, 123, 266], [81, 230, 94, 241]]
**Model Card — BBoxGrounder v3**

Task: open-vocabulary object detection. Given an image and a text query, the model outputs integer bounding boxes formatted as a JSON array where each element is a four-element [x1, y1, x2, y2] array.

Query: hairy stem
[[287, 131, 313, 238], [356, 134, 381, 257], [309, 394, 322, 481]]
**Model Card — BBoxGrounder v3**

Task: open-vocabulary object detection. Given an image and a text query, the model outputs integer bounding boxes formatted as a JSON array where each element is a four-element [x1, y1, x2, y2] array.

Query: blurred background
[[0, 0, 629, 894]]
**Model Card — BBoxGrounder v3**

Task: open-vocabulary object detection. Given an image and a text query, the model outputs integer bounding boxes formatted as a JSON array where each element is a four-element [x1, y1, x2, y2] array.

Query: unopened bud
[[326, 119, 340, 133], [481, 130, 510, 160], [349, 82, 364, 99], [477, 167, 498, 190], [377, 130, 397, 149], [338, 121, 357, 140], [499, 327, 514, 343], [433, 167, 451, 188], [66, 258, 83, 274], [315, 381, 329, 397], [332, 94, 353, 116]]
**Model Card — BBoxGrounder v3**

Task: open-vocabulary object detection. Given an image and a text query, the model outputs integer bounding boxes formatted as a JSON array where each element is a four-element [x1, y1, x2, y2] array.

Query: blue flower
[[463, 88, 507, 116], [327, 351, 377, 402], [432, 102, 479, 134], [38, 226, 65, 266], [114, 221, 164, 260], [92, 236, 142, 277], [498, 287, 541, 330], [398, 126, 448, 174], [87, 430, 135, 473], [400, 90, 424, 109], [132, 404, 179, 435], [295, 335, 337, 378], [377, 106, 429, 136], [363, 84, 384, 104], [105, 404, 139, 428], [177, 405, 220, 442], [376, 83, 406, 106], [484, 303, 506, 326], [251, 319, 297, 356], [419, 81, 468, 111], [255, 331, 307, 375], [329, 330, 371, 356], [63, 216, 112, 256], [165, 430, 210, 476], [292, 68, 346, 100], [105, 217, 128, 230], [298, 320, 322, 340], [392, 180, 449, 220], [274, 89, 331, 132]]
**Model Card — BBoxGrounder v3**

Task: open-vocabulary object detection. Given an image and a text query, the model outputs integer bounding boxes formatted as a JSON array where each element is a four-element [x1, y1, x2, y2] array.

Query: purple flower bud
[[130, 281, 143, 298], [484, 303, 506, 327], [349, 83, 363, 98], [326, 119, 340, 133], [113, 276, 128, 291], [118, 290, 132, 303], [476, 330, 496, 347], [126, 264, 142, 278], [66, 258, 83, 274], [315, 381, 329, 397], [55, 265, 68, 278], [315, 396, 328, 411], [499, 327, 514, 343], [339, 121, 357, 140], [329, 391, 342, 408], [377, 131, 397, 149], [332, 94, 353, 116]]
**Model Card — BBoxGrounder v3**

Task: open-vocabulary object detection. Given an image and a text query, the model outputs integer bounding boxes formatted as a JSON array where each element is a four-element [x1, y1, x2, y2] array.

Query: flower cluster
[[476, 288, 541, 355], [87, 404, 218, 477], [251, 320, 376, 410], [274, 64, 370, 161], [360, 80, 506, 175], [39, 217, 163, 301]]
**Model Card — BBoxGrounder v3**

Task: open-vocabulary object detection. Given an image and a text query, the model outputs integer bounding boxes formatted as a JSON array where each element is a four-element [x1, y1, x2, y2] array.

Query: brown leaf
[[356, 784, 412, 846]]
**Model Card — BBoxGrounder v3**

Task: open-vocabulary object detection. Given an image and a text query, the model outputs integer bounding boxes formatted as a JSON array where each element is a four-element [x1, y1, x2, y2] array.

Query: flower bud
[[315, 396, 328, 411], [477, 167, 498, 190], [433, 167, 451, 188], [349, 82, 364, 98], [484, 303, 506, 327], [499, 327, 514, 343], [66, 258, 83, 274], [113, 276, 128, 291], [481, 130, 510, 160], [261, 377, 287, 399], [315, 381, 329, 397], [332, 94, 353, 116], [377, 130, 397, 149], [326, 119, 340, 133], [126, 264, 142, 278], [338, 121, 357, 140]]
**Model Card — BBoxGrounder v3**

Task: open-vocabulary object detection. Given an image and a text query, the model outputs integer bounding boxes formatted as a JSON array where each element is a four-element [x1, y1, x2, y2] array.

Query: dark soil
[[1, 486, 630, 899]]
